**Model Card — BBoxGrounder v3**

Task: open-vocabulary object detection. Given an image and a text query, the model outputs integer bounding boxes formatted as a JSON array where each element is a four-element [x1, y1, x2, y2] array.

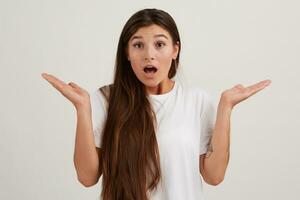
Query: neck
[[146, 79, 175, 95]]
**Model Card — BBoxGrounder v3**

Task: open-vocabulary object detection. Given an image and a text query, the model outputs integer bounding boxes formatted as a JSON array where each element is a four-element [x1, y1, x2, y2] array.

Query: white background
[[0, 0, 299, 199]]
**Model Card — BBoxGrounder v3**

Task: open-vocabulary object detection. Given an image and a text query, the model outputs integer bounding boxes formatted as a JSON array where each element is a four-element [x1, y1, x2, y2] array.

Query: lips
[[143, 65, 158, 73]]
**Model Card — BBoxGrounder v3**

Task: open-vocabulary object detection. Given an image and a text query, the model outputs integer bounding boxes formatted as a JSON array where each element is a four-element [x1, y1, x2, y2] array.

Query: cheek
[[130, 58, 142, 71], [157, 52, 173, 69], [129, 50, 142, 62], [157, 48, 174, 61], [129, 56, 144, 76], [128, 52, 141, 67]]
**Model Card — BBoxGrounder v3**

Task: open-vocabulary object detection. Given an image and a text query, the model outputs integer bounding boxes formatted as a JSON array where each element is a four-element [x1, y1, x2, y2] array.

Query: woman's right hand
[[41, 73, 90, 110]]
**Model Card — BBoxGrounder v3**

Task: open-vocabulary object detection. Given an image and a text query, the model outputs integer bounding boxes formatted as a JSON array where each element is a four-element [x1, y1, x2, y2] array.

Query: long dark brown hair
[[99, 8, 181, 200]]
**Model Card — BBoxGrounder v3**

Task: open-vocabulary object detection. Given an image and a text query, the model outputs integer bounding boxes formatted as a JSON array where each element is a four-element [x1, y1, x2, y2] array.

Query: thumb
[[68, 82, 80, 89]]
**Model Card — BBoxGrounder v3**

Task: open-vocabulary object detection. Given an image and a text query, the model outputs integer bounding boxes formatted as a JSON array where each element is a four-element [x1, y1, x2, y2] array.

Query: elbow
[[73, 161, 102, 187], [78, 176, 99, 187], [210, 177, 224, 186], [76, 169, 101, 188], [204, 175, 224, 186]]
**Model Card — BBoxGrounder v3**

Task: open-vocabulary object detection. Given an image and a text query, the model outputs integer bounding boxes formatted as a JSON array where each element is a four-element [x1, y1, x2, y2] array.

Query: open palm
[[41, 73, 90, 109], [222, 79, 271, 108]]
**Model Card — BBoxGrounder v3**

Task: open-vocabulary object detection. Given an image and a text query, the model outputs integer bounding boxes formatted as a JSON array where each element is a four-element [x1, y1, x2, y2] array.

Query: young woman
[[42, 8, 271, 200]]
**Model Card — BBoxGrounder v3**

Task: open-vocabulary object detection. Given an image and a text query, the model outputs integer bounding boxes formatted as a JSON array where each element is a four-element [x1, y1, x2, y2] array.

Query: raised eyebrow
[[154, 34, 168, 39], [130, 34, 169, 42]]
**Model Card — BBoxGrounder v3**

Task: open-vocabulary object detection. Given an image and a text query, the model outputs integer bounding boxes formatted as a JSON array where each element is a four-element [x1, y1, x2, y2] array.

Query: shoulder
[[184, 84, 216, 112], [181, 83, 211, 100], [91, 83, 113, 99], [98, 83, 113, 102], [90, 83, 113, 109]]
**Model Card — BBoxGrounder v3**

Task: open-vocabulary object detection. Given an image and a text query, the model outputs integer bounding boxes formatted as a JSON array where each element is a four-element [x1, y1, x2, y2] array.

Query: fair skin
[[126, 24, 272, 185], [41, 24, 272, 187], [199, 80, 271, 185], [126, 24, 179, 95], [41, 73, 102, 187]]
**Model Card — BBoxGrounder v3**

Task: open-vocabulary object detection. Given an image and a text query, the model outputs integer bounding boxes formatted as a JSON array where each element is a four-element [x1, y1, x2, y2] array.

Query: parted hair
[[99, 8, 181, 200]]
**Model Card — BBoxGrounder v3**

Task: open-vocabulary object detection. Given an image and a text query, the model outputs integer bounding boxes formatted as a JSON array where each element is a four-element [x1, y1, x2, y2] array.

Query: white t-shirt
[[90, 80, 217, 200]]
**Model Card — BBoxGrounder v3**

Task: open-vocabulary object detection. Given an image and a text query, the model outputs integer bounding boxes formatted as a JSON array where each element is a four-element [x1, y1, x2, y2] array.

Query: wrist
[[76, 101, 91, 114], [219, 94, 234, 111], [218, 99, 233, 115]]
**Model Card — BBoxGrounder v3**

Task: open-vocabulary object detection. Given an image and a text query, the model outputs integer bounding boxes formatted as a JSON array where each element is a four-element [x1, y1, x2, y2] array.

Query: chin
[[142, 81, 159, 87]]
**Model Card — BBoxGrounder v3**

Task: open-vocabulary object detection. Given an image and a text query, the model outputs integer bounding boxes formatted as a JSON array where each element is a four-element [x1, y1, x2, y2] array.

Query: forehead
[[130, 24, 171, 41]]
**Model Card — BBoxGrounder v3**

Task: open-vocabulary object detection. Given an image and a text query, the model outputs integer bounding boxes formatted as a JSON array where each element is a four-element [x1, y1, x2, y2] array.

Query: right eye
[[133, 42, 143, 48]]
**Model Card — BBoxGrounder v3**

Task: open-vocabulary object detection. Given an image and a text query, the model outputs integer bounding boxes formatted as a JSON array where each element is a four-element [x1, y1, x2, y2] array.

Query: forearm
[[201, 80, 271, 184], [73, 104, 100, 185], [203, 99, 231, 183]]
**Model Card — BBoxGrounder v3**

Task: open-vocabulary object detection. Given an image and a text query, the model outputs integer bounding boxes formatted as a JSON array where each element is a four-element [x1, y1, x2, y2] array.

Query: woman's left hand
[[221, 79, 272, 109]]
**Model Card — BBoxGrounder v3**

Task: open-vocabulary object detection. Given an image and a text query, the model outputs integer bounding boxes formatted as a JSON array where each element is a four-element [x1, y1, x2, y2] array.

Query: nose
[[144, 45, 155, 61], [145, 57, 154, 61]]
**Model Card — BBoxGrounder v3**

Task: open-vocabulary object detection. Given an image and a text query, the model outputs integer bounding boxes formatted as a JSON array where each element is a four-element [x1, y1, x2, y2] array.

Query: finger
[[246, 79, 271, 96], [41, 73, 67, 92], [249, 80, 271, 91], [68, 82, 81, 89], [234, 84, 244, 90]]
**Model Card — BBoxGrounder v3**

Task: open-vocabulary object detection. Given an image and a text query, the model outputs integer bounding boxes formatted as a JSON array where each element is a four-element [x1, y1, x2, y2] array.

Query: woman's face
[[126, 24, 179, 93]]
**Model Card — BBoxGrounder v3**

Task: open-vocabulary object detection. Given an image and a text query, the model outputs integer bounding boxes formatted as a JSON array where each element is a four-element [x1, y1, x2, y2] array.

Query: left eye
[[156, 42, 165, 48]]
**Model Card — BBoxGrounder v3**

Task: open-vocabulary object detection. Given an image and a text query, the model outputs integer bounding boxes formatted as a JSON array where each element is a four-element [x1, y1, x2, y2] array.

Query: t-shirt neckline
[[148, 81, 177, 100]]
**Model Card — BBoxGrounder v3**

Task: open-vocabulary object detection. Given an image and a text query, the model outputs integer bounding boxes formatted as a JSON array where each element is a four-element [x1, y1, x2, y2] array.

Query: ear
[[172, 41, 180, 60]]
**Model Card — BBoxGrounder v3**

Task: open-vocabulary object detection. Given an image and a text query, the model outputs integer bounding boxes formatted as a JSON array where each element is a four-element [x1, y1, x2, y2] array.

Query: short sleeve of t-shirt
[[90, 89, 108, 149], [199, 91, 217, 155]]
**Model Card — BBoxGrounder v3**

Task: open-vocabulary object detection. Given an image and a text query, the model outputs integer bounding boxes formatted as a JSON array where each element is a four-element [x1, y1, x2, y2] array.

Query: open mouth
[[143, 65, 158, 73]]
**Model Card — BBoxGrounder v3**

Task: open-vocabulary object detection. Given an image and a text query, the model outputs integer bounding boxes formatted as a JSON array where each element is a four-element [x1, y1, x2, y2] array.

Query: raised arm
[[200, 79, 271, 185], [74, 104, 102, 187], [41, 73, 102, 187]]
